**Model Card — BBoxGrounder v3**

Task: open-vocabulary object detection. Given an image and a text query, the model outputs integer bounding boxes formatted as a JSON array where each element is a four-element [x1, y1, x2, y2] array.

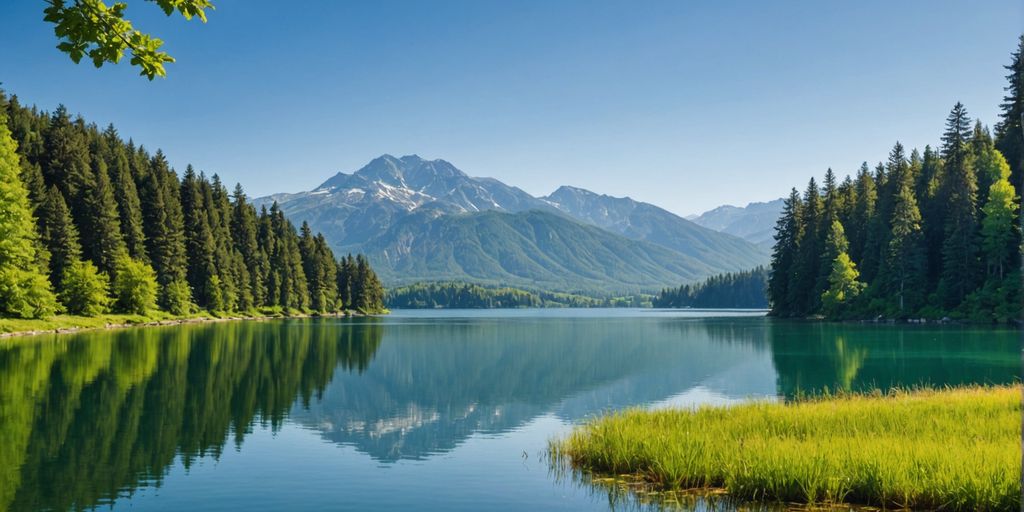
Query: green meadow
[[551, 385, 1021, 511]]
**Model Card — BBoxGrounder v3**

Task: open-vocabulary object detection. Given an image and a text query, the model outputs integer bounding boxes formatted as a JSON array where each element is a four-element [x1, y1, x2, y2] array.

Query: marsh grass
[[550, 385, 1022, 511]]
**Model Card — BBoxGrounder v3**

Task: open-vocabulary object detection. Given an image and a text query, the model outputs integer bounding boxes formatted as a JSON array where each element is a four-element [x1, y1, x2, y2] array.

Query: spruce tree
[[80, 151, 127, 275], [916, 145, 945, 287], [181, 166, 217, 308], [849, 163, 875, 265], [884, 175, 927, 314], [981, 177, 1019, 280], [140, 151, 191, 313], [0, 113, 58, 318], [994, 34, 1023, 191], [791, 178, 823, 315], [102, 124, 148, 261], [39, 186, 82, 291], [938, 103, 982, 308], [768, 189, 803, 316]]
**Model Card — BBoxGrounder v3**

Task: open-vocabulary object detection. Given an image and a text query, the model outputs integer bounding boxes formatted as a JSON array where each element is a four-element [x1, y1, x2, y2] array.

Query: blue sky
[[1, 1, 1021, 215]]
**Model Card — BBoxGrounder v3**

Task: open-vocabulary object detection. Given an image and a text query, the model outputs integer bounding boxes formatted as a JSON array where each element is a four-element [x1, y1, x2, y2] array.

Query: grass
[[550, 385, 1022, 511], [0, 306, 378, 336], [0, 311, 187, 334]]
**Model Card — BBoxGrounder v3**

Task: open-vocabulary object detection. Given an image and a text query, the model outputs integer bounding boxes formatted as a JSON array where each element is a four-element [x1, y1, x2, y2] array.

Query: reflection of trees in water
[[768, 322, 1020, 399], [0, 319, 383, 512], [294, 316, 776, 462]]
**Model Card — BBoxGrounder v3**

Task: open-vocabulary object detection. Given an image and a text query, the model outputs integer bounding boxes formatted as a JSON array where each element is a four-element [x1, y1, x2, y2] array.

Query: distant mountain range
[[688, 199, 785, 248], [257, 155, 771, 293]]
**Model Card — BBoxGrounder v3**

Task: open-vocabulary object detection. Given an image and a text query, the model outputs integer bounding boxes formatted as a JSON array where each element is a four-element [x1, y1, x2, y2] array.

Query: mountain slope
[[362, 210, 724, 293], [258, 155, 771, 292], [543, 186, 769, 271], [259, 154, 555, 249], [689, 198, 785, 247]]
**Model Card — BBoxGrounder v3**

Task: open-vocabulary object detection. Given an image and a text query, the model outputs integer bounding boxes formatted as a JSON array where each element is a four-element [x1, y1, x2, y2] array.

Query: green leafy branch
[[42, 0, 214, 80]]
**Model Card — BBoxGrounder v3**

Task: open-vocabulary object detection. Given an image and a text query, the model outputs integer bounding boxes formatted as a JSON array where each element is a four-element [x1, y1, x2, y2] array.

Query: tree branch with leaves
[[42, 0, 214, 79]]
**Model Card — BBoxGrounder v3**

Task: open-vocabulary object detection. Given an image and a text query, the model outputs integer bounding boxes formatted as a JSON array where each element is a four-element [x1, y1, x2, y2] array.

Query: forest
[[769, 36, 1023, 322], [0, 92, 387, 320], [385, 281, 652, 308], [654, 266, 768, 309]]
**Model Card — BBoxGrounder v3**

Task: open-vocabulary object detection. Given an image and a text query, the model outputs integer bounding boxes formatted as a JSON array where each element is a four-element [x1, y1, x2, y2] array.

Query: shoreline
[[550, 385, 1020, 511], [0, 310, 382, 340]]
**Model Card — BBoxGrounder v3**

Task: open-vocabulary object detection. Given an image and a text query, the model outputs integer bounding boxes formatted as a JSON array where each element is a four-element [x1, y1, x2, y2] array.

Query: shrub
[[59, 260, 111, 316], [112, 256, 158, 315]]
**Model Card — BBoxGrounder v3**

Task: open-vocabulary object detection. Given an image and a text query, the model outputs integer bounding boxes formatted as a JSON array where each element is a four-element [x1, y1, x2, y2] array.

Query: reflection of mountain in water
[[0, 314, 1018, 511], [0, 319, 383, 512], [290, 317, 776, 462]]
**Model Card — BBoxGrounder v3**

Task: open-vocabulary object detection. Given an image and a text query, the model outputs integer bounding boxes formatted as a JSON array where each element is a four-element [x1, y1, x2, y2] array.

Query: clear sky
[[1, 1, 1022, 216]]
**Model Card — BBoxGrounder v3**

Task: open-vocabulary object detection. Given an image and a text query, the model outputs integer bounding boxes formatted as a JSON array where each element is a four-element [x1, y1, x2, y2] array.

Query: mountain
[[362, 209, 730, 292], [542, 186, 769, 271], [258, 155, 770, 293], [258, 154, 555, 249], [689, 198, 785, 247]]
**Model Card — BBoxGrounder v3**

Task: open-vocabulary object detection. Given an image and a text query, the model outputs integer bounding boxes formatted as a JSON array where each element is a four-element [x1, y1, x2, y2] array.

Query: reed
[[550, 385, 1022, 511]]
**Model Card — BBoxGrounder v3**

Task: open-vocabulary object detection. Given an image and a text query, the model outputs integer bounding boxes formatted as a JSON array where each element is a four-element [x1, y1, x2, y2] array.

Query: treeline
[[386, 281, 608, 308], [769, 36, 1023, 322], [0, 92, 386, 319], [654, 266, 768, 309]]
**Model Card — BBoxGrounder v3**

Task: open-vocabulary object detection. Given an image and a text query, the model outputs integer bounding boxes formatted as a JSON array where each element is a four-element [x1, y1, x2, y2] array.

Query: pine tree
[[916, 145, 945, 287], [42, 106, 93, 204], [981, 177, 1019, 280], [883, 175, 927, 314], [790, 178, 822, 315], [821, 252, 865, 319], [231, 184, 264, 309], [994, 34, 1023, 191], [0, 113, 58, 318], [140, 151, 191, 313], [768, 190, 803, 316], [938, 103, 982, 307], [39, 186, 82, 291], [849, 163, 875, 265], [181, 166, 217, 308], [79, 150, 127, 275], [102, 124, 148, 261]]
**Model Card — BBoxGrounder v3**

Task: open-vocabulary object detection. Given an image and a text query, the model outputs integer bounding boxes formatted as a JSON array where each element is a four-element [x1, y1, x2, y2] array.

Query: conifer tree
[[42, 106, 93, 204], [849, 163, 875, 264], [768, 188, 803, 316], [916, 145, 945, 286], [102, 125, 148, 260], [995, 34, 1023, 190], [981, 177, 1019, 280], [938, 103, 982, 307], [80, 151, 127, 275], [883, 175, 927, 313], [0, 113, 58, 318], [790, 178, 823, 315], [181, 167, 217, 308], [140, 151, 191, 313], [39, 186, 82, 291]]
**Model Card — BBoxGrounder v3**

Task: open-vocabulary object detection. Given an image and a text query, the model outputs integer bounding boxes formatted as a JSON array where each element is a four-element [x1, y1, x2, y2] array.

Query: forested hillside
[[0, 92, 386, 320], [769, 36, 1023, 322], [654, 267, 768, 309], [386, 282, 606, 308]]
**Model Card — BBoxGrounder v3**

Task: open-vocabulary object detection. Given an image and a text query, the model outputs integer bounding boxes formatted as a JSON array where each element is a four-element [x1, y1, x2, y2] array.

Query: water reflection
[[0, 319, 383, 512], [0, 314, 1017, 511]]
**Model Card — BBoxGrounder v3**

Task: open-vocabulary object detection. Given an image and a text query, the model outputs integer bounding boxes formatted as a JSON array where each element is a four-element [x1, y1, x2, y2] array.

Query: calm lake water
[[0, 309, 1018, 511]]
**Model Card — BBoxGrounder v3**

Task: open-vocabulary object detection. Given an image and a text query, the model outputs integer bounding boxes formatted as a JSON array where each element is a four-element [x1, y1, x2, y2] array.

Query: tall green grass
[[551, 386, 1021, 511]]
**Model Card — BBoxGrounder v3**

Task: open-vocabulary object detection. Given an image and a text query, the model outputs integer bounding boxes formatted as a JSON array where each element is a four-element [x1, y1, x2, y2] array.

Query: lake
[[0, 309, 1018, 511]]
